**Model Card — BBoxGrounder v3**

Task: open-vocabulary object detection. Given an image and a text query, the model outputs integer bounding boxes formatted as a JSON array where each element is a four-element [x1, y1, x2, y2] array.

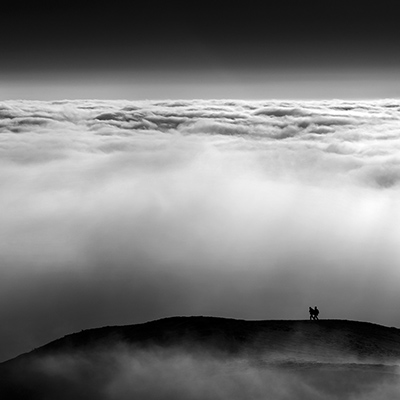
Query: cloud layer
[[1, 99, 400, 361]]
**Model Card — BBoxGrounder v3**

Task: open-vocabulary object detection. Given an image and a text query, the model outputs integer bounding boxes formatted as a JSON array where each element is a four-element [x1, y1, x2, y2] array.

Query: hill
[[1, 317, 400, 399]]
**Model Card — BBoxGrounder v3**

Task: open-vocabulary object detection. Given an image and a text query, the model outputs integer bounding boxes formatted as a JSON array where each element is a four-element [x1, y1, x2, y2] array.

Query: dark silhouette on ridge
[[309, 306, 319, 320]]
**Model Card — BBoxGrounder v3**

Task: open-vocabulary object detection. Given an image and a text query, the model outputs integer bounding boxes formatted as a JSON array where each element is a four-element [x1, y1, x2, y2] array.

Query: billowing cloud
[[1, 99, 400, 361]]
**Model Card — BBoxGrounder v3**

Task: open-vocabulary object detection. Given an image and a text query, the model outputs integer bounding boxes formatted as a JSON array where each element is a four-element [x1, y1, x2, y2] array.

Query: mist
[[1, 99, 400, 361], [3, 345, 400, 400]]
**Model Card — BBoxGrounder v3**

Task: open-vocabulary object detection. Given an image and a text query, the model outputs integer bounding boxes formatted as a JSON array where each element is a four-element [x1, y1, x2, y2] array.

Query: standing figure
[[309, 306, 320, 320]]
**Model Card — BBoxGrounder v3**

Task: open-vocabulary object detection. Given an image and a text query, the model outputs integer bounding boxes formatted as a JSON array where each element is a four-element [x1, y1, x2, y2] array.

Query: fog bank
[[1, 99, 400, 360]]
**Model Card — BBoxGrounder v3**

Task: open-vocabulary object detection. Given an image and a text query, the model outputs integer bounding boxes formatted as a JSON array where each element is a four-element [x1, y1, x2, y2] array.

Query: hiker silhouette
[[309, 306, 319, 320]]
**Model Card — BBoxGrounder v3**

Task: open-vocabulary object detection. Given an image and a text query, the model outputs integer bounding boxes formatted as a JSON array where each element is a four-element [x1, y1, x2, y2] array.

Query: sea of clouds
[[1, 99, 400, 362]]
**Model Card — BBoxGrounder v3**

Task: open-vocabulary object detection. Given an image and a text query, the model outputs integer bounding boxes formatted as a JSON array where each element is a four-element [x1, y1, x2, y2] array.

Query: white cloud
[[1, 99, 400, 361]]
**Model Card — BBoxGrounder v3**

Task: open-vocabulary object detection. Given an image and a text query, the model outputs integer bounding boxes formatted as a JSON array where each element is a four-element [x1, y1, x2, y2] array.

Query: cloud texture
[[1, 99, 400, 361], [3, 346, 400, 400]]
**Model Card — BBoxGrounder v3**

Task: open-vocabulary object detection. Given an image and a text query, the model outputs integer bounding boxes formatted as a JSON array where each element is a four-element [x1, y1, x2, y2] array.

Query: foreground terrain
[[1, 316, 400, 399]]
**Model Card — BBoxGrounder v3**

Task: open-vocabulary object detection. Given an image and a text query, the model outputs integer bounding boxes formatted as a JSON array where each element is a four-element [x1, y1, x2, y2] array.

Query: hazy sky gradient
[[1, 1, 399, 100], [2, 69, 400, 101]]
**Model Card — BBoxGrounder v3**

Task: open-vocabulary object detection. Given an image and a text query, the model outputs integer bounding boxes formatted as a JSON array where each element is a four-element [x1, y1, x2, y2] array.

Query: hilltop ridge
[[2, 317, 400, 399], [3, 316, 400, 365]]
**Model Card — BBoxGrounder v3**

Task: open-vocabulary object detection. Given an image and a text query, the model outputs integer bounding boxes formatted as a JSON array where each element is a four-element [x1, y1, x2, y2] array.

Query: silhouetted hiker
[[309, 306, 320, 320]]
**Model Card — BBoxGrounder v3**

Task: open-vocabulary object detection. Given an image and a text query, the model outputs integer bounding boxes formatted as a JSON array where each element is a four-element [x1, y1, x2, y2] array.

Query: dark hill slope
[[4, 317, 400, 364], [1, 317, 400, 399]]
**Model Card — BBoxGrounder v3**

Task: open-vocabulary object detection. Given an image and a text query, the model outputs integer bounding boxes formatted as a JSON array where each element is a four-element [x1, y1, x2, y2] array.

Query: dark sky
[[2, 1, 400, 99]]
